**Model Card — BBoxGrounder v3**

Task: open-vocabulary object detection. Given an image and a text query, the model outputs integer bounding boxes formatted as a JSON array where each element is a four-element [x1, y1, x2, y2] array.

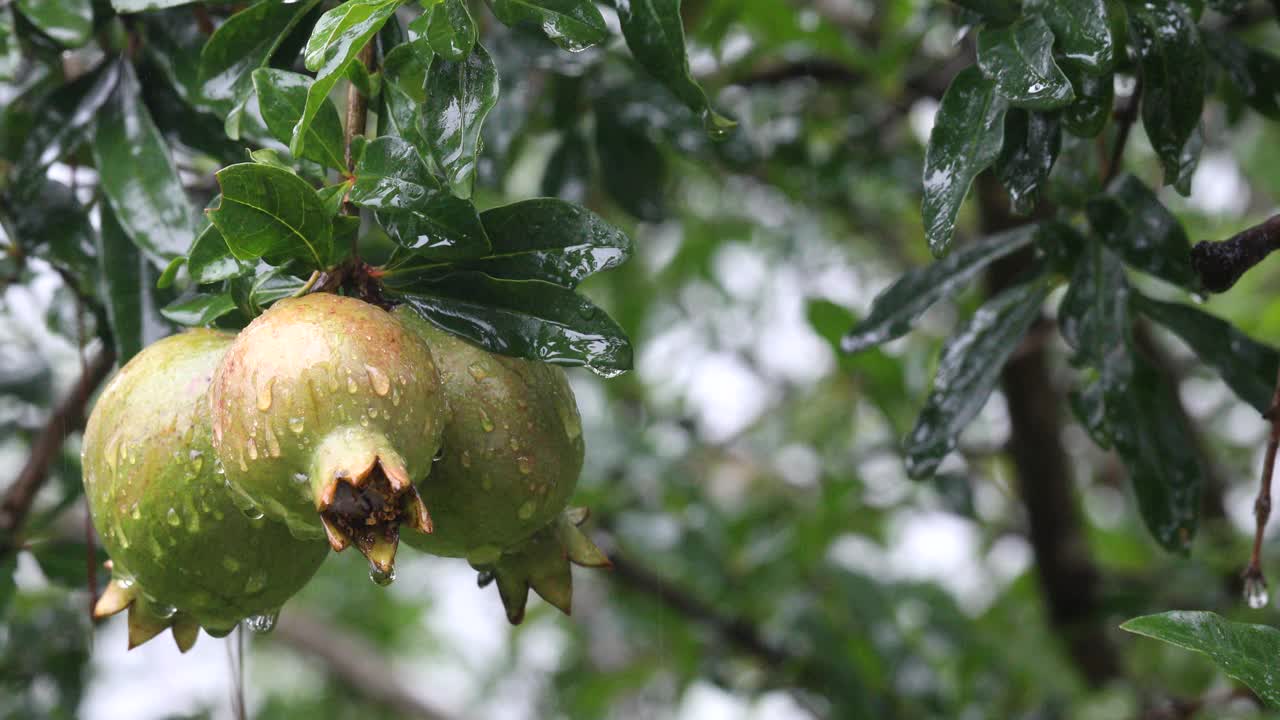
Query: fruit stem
[[342, 41, 377, 254]]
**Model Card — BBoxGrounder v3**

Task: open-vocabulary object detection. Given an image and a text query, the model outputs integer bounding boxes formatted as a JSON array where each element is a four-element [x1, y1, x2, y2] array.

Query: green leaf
[[1130, 0, 1205, 188], [595, 108, 666, 221], [906, 276, 1052, 479], [8, 179, 96, 286], [389, 273, 632, 375], [350, 136, 490, 259], [922, 66, 1009, 257], [16, 0, 92, 47], [1024, 0, 1115, 72], [486, 0, 608, 53], [251, 69, 346, 170], [111, 0, 208, 10], [0, 10, 19, 82], [420, 43, 499, 200], [977, 15, 1075, 109], [995, 109, 1061, 216], [1205, 32, 1280, 120], [613, 0, 735, 136], [461, 199, 632, 287], [96, 203, 174, 363], [209, 163, 333, 268], [843, 226, 1036, 353], [949, 0, 1018, 21], [18, 60, 120, 183], [161, 293, 238, 326], [92, 60, 195, 267], [157, 257, 185, 289], [1061, 66, 1113, 137], [294, 0, 401, 158], [199, 0, 323, 139], [187, 221, 250, 284], [1136, 296, 1280, 414], [1085, 174, 1197, 290], [542, 130, 592, 202], [380, 41, 433, 156], [1121, 612, 1280, 708], [427, 0, 476, 61]]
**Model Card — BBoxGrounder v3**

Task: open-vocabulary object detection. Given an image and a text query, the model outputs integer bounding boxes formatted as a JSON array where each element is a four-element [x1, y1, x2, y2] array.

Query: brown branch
[[1242, 365, 1280, 604], [1191, 214, 1280, 293], [0, 348, 115, 555], [272, 609, 455, 720], [342, 43, 376, 219]]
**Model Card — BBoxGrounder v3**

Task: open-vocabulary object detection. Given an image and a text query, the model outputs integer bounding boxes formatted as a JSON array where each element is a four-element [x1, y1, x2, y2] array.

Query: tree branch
[[273, 609, 455, 720], [342, 42, 376, 230], [0, 347, 115, 555], [1190, 214, 1280, 293]]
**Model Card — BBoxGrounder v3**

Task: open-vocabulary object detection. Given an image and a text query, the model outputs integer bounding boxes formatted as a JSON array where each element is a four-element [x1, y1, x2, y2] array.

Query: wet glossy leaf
[[1025, 0, 1114, 72], [1136, 295, 1280, 414], [463, 199, 632, 287], [390, 272, 633, 375], [487, 0, 608, 52], [1061, 66, 1113, 137], [161, 292, 238, 326], [0, 11, 18, 82], [1205, 32, 1280, 120], [111, 0, 210, 9], [92, 60, 195, 267], [380, 41, 433, 156], [905, 276, 1052, 479], [1085, 174, 1197, 290], [294, 0, 400, 158], [1122, 612, 1280, 708], [995, 109, 1061, 215], [922, 67, 1009, 257], [96, 204, 174, 363], [18, 60, 119, 182], [350, 136, 490, 259], [199, 0, 323, 139], [1130, 0, 1205, 187], [420, 43, 499, 199], [209, 163, 333, 268], [16, 0, 91, 47], [8, 179, 96, 285], [843, 226, 1036, 353], [187, 221, 250, 284], [949, 0, 1018, 21], [427, 0, 476, 61], [252, 69, 346, 170], [613, 0, 735, 136], [596, 108, 665, 221], [977, 16, 1075, 109]]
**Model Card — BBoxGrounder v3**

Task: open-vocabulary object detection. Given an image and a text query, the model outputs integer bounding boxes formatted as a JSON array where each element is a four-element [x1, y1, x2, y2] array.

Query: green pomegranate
[[82, 330, 329, 651], [395, 309, 609, 623], [210, 292, 445, 580]]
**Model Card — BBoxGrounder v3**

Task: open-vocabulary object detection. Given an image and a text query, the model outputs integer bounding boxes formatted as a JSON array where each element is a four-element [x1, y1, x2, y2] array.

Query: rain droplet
[[476, 570, 495, 587], [240, 505, 264, 521], [391, 387, 402, 406], [265, 424, 281, 458], [244, 570, 267, 593], [369, 565, 396, 586], [288, 416, 305, 434], [346, 375, 358, 394], [246, 611, 279, 634], [366, 364, 391, 396], [479, 408, 494, 432], [152, 603, 177, 620], [518, 500, 536, 520], [517, 456, 533, 475], [468, 363, 487, 381], [130, 503, 141, 520], [1246, 575, 1270, 609], [188, 450, 204, 476], [257, 377, 275, 411], [166, 508, 181, 527], [247, 438, 259, 461]]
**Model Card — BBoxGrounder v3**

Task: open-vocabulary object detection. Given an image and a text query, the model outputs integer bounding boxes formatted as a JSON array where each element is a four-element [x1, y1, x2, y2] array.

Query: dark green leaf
[[161, 293, 238, 326], [96, 203, 174, 363], [1122, 612, 1280, 708], [18, 60, 120, 183], [1206, 32, 1280, 120], [294, 0, 400, 158], [542, 130, 592, 202], [350, 136, 490, 259], [906, 276, 1052, 479], [30, 540, 103, 589], [390, 272, 632, 375], [613, 0, 735, 136], [92, 60, 196, 266], [209, 163, 333, 268], [461, 199, 631, 287], [949, 0, 1018, 21], [15, 0, 91, 47], [112, 0, 207, 10], [420, 43, 499, 199], [596, 109, 665, 221], [1061, 66, 1113, 137], [1136, 295, 1280, 414], [1085, 174, 1197, 289], [427, 0, 476, 61], [844, 226, 1036, 353], [922, 66, 1009, 257], [995, 109, 1061, 215], [1059, 242, 1131, 369], [1047, 133, 1102, 207], [486, 0, 608, 52], [1025, 0, 1115, 72], [1130, 0, 1205, 187], [977, 15, 1075, 109], [380, 41, 433, 156], [199, 0, 323, 139], [187, 222, 250, 284], [252, 69, 346, 170], [0, 10, 19, 82], [8, 179, 96, 284]]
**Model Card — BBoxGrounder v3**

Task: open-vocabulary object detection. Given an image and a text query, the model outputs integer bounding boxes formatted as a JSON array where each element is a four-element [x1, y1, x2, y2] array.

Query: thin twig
[[1243, 366, 1280, 600], [342, 43, 376, 231], [0, 348, 115, 556], [1102, 77, 1142, 186]]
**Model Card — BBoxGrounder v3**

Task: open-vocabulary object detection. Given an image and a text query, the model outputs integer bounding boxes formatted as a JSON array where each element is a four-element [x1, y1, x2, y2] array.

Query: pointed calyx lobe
[[210, 293, 446, 577]]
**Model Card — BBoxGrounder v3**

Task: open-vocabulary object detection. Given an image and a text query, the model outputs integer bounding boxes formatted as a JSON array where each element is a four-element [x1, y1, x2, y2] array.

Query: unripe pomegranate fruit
[[395, 310, 609, 623], [83, 330, 329, 651], [210, 293, 445, 581]]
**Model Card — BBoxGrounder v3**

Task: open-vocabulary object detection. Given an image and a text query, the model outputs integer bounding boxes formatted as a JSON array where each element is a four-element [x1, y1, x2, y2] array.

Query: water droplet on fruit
[[153, 603, 177, 619], [1246, 575, 1270, 609], [246, 611, 278, 634], [476, 570, 495, 587], [241, 505, 264, 521], [247, 438, 259, 461], [518, 501, 536, 519], [468, 363, 487, 381], [288, 416, 305, 434], [366, 364, 391, 396], [517, 456, 533, 475], [130, 503, 141, 520], [265, 424, 281, 458], [257, 377, 275, 411], [433, 447, 444, 462], [166, 508, 181, 527], [188, 450, 204, 475], [369, 565, 396, 586], [346, 375, 358, 394], [391, 387, 401, 406], [479, 408, 494, 432]]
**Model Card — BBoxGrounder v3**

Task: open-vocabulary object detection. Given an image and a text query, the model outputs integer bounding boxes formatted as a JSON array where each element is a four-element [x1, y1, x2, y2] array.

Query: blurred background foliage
[[5, 0, 1280, 718]]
